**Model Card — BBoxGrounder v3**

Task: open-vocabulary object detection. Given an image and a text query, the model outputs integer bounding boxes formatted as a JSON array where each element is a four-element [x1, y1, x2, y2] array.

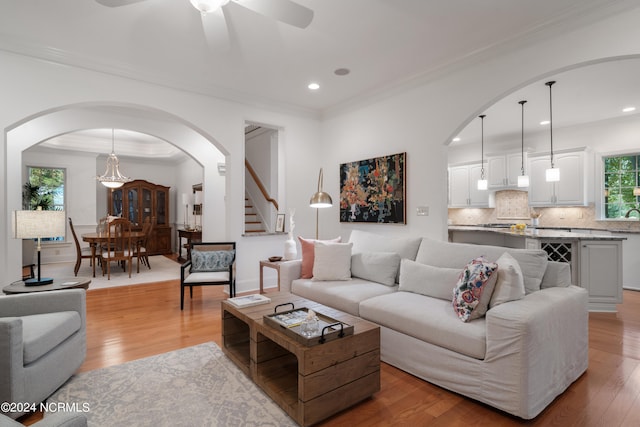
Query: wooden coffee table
[[3, 277, 91, 294], [222, 292, 380, 426]]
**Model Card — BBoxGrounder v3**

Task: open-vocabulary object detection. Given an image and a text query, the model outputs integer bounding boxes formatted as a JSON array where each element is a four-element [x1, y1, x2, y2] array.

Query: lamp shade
[[182, 193, 190, 205], [517, 175, 530, 187], [309, 168, 333, 208], [12, 210, 66, 239], [194, 191, 203, 205], [546, 167, 560, 182]]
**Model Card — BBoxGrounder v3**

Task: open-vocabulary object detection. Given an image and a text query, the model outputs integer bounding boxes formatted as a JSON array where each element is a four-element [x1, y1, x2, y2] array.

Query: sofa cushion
[[291, 278, 396, 316], [359, 292, 487, 360], [416, 238, 548, 294], [541, 261, 572, 289], [190, 249, 234, 272], [313, 241, 353, 281], [453, 256, 498, 322], [398, 259, 460, 300], [298, 236, 341, 279], [21, 311, 81, 365], [351, 252, 400, 286], [490, 252, 525, 308], [349, 230, 422, 282]]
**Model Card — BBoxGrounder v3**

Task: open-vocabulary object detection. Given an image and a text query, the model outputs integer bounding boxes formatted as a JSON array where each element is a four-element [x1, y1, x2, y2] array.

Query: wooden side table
[[259, 260, 282, 293], [177, 229, 202, 263]]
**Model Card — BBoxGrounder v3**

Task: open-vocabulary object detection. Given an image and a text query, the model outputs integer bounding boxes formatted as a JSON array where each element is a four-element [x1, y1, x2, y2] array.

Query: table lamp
[[12, 209, 66, 285]]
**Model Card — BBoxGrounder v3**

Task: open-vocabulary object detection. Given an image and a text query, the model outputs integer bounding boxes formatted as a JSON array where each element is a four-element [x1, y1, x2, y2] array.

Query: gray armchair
[[0, 290, 86, 419], [0, 412, 87, 427]]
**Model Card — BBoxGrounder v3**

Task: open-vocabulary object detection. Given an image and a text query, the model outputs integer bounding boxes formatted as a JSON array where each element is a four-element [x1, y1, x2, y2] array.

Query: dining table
[[82, 231, 146, 277]]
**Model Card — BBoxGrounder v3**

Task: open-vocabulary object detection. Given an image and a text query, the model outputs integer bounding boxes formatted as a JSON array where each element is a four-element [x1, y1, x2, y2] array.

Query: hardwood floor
[[20, 263, 640, 426]]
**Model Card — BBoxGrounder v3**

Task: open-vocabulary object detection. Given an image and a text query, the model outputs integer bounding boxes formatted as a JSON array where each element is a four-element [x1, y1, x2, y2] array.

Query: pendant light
[[517, 100, 529, 187], [545, 81, 560, 182], [477, 115, 488, 190], [96, 129, 132, 189]]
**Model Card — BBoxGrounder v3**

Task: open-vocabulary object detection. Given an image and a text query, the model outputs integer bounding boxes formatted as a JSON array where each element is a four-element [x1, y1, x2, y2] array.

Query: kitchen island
[[449, 225, 625, 312]]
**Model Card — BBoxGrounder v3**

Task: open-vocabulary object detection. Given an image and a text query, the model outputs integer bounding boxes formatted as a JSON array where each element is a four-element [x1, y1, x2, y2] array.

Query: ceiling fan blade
[[201, 8, 231, 51], [95, 0, 147, 7], [238, 0, 313, 29]]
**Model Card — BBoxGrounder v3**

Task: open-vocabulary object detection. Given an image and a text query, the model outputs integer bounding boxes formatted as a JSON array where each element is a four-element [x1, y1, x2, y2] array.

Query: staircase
[[245, 196, 266, 233]]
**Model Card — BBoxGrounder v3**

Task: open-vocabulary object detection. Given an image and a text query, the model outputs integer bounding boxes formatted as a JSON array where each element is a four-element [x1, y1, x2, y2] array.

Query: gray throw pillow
[[351, 252, 401, 286], [191, 249, 235, 272]]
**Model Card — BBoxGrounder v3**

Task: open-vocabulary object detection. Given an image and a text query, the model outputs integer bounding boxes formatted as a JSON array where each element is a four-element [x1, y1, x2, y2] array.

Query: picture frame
[[275, 213, 286, 232], [339, 152, 406, 224]]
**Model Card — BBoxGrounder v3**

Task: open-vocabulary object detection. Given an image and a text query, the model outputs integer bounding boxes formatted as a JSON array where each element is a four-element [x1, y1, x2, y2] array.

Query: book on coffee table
[[227, 294, 271, 308]]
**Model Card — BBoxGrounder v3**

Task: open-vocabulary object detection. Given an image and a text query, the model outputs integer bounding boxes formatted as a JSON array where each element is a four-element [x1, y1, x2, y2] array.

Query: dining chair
[[69, 217, 97, 277], [135, 216, 154, 271], [100, 218, 136, 280]]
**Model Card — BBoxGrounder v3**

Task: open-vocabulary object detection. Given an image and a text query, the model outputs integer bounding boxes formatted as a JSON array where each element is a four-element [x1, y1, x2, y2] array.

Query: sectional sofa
[[278, 230, 588, 419]]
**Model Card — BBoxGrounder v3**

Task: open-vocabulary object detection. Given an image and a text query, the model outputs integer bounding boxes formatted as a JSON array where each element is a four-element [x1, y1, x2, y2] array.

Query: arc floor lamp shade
[[310, 168, 332, 239], [12, 209, 66, 285]]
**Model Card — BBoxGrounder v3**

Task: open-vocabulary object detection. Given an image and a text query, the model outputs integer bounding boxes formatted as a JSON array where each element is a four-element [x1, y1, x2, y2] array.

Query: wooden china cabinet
[[108, 179, 172, 255]]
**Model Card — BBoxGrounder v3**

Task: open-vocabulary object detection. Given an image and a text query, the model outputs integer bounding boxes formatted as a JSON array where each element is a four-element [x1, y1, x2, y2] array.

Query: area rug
[[46, 342, 296, 427], [42, 255, 181, 290]]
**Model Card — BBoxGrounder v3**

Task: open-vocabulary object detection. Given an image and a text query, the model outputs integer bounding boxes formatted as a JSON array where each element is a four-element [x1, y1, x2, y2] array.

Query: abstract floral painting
[[339, 152, 406, 223]]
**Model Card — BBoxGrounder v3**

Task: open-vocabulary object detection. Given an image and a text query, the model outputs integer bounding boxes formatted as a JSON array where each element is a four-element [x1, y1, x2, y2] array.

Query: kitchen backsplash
[[448, 191, 640, 232]]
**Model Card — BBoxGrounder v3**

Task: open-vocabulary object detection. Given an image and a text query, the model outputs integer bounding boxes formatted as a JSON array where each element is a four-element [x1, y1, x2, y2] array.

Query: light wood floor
[[21, 261, 640, 426]]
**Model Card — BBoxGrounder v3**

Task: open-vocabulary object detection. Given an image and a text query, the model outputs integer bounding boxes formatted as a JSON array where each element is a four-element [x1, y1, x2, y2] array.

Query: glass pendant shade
[[546, 167, 560, 182], [477, 179, 488, 190], [96, 130, 131, 189], [518, 174, 530, 187]]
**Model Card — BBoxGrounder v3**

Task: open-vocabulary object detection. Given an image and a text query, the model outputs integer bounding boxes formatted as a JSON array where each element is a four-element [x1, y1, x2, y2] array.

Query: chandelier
[[96, 129, 131, 189]]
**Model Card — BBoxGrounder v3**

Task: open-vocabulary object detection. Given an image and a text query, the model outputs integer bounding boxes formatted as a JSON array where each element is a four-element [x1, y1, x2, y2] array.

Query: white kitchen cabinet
[[579, 240, 623, 311], [488, 153, 525, 188], [448, 163, 490, 207], [528, 149, 587, 206], [619, 233, 640, 290]]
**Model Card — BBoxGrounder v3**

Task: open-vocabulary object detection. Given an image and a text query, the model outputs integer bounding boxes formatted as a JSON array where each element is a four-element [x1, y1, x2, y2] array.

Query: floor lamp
[[13, 209, 66, 285], [309, 168, 333, 239]]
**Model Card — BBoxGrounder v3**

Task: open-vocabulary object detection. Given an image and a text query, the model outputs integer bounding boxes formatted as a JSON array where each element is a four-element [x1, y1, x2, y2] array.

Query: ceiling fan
[[95, 0, 314, 29]]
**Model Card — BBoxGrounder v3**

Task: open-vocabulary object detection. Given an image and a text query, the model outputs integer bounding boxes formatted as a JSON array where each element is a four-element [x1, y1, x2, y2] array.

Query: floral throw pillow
[[452, 256, 499, 322], [191, 249, 235, 272]]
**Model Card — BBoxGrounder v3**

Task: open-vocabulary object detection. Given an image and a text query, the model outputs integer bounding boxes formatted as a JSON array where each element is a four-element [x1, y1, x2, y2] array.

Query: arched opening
[[3, 102, 229, 283]]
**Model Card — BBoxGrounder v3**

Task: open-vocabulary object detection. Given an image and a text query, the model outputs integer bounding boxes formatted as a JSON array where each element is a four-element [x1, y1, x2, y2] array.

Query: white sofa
[[278, 230, 588, 419]]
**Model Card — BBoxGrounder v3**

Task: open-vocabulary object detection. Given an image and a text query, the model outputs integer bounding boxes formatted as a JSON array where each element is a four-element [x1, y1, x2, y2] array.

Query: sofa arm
[[0, 318, 24, 406], [484, 286, 588, 416], [0, 290, 86, 320], [278, 260, 302, 293]]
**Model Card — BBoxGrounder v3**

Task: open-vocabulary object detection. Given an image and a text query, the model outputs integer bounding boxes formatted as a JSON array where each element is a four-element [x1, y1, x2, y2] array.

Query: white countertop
[[448, 225, 626, 240]]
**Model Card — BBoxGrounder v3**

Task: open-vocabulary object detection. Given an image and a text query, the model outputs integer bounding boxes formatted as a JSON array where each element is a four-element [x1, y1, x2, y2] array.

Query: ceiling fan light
[[517, 175, 529, 188], [190, 0, 229, 14]]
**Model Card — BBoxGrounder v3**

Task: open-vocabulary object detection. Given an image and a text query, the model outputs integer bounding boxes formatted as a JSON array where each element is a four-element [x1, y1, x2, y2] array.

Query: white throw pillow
[[398, 259, 461, 300], [509, 251, 548, 294], [312, 241, 353, 281], [490, 252, 525, 309], [351, 252, 400, 286]]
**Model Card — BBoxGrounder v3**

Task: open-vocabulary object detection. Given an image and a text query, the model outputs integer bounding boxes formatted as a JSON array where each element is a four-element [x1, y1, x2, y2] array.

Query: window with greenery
[[603, 155, 640, 218], [23, 166, 65, 241]]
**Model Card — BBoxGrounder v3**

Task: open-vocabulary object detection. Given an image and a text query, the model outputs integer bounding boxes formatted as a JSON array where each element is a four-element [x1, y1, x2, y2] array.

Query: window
[[24, 166, 65, 241], [603, 154, 640, 218]]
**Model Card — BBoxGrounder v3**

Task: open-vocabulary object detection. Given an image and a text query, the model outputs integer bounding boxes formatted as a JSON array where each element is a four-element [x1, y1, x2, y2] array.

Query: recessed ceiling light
[[452, 137, 461, 142], [540, 120, 550, 126], [308, 82, 320, 90], [334, 68, 350, 76], [623, 106, 636, 113]]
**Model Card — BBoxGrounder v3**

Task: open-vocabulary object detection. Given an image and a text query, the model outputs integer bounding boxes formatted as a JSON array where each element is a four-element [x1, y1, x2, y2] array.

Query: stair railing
[[245, 159, 279, 211]]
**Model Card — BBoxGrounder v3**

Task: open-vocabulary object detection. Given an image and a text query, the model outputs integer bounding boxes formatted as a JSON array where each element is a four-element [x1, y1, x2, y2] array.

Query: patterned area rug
[[46, 342, 296, 427]]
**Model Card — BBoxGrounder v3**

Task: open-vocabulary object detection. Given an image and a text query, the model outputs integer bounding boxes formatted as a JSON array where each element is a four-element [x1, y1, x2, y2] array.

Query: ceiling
[[4, 0, 640, 158]]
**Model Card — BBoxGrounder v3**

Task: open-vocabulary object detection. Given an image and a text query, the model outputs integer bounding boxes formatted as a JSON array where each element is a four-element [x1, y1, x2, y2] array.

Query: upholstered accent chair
[[180, 242, 236, 310], [0, 412, 87, 427], [0, 290, 86, 419]]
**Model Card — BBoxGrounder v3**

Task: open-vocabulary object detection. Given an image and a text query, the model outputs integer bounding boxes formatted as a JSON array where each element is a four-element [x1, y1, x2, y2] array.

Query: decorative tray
[[263, 303, 354, 346]]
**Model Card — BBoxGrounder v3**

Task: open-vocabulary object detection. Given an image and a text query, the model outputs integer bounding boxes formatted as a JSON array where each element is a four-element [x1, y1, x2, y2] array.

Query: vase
[[350, 203, 357, 220], [283, 238, 297, 260], [531, 218, 539, 228]]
